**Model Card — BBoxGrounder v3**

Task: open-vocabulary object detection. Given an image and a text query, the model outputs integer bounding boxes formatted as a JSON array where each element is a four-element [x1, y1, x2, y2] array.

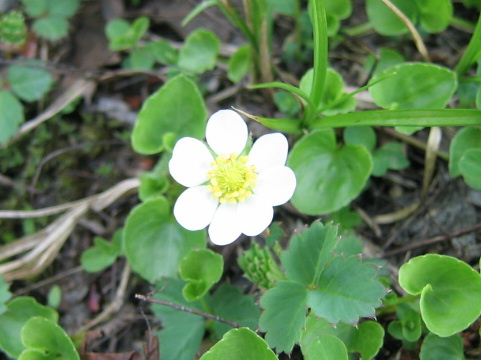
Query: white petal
[[249, 133, 288, 173], [205, 110, 248, 156], [236, 196, 274, 236], [208, 203, 242, 245], [255, 165, 297, 206], [173, 186, 218, 231], [169, 137, 214, 187]]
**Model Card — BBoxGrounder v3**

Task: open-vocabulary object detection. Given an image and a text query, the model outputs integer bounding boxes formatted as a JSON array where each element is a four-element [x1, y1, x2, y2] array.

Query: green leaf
[[455, 13, 481, 75], [200, 328, 277, 360], [268, 0, 296, 16], [449, 127, 481, 177], [333, 231, 364, 256], [182, 0, 218, 26], [0, 90, 23, 145], [259, 280, 308, 353], [180, 249, 223, 302], [0, 297, 58, 358], [8, 64, 53, 102], [325, 0, 352, 19], [415, 0, 452, 33], [211, 283, 260, 338], [46, 285, 62, 309], [301, 314, 384, 360], [139, 171, 169, 201], [178, 29, 220, 74], [365, 48, 404, 77], [366, 0, 418, 35], [147, 40, 179, 65], [152, 278, 205, 360], [343, 126, 376, 152], [265, 222, 284, 247], [128, 47, 155, 70], [287, 129, 372, 215], [132, 75, 206, 154], [81, 236, 121, 273], [124, 197, 205, 283], [372, 142, 409, 177], [303, 335, 348, 360], [0, 275, 11, 315], [307, 255, 385, 324], [420, 333, 465, 360], [106, 17, 149, 51], [19, 317, 79, 360], [369, 63, 457, 110], [48, 0, 79, 17], [32, 16, 69, 40], [22, 0, 47, 17], [459, 148, 481, 189], [281, 221, 339, 286], [228, 45, 251, 83], [274, 90, 301, 117], [311, 109, 481, 129], [399, 254, 481, 337]]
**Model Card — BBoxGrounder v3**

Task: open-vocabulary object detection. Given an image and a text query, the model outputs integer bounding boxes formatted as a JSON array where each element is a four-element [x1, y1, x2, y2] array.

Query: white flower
[[169, 109, 296, 246]]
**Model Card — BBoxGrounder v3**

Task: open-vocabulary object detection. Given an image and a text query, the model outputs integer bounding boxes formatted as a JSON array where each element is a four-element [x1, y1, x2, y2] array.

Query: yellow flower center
[[207, 153, 257, 204]]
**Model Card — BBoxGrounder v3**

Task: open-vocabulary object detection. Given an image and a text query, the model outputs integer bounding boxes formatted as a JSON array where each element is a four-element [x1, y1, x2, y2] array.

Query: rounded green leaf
[[106, 17, 149, 51], [48, 0, 79, 17], [0, 90, 23, 145], [325, 0, 352, 19], [459, 148, 481, 189], [200, 328, 277, 360], [80, 236, 121, 273], [366, 0, 418, 35], [228, 45, 251, 83], [124, 197, 205, 283], [131, 75, 206, 154], [0, 297, 58, 358], [372, 142, 409, 177], [19, 317, 79, 360], [22, 0, 47, 17], [399, 254, 481, 337], [303, 335, 348, 360], [178, 29, 220, 74], [369, 63, 457, 110], [287, 129, 372, 215], [420, 333, 465, 360], [416, 0, 452, 33], [32, 16, 69, 41], [180, 248, 223, 301], [343, 126, 376, 152], [7, 64, 53, 102], [449, 127, 481, 177]]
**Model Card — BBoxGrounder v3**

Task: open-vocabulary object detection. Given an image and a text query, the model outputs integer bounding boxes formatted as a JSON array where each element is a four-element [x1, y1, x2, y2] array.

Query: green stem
[[455, 13, 481, 76], [451, 16, 476, 32], [342, 22, 374, 37], [376, 294, 420, 316], [304, 0, 328, 127]]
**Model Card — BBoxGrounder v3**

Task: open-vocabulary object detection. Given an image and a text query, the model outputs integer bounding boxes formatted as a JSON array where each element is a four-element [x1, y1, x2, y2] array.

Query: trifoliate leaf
[[280, 221, 339, 286], [200, 328, 277, 360], [211, 283, 260, 338], [180, 249, 223, 302], [307, 255, 385, 324], [259, 280, 308, 353], [152, 278, 205, 360]]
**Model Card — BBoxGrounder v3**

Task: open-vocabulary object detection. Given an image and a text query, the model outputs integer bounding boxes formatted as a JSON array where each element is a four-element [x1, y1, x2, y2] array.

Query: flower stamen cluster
[[206, 153, 257, 204]]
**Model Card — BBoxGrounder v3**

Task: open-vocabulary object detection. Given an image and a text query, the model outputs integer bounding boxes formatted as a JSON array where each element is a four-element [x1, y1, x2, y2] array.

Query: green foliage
[[369, 63, 457, 110], [46, 285, 62, 309], [0, 89, 23, 145], [152, 279, 260, 360], [22, 0, 79, 40], [139, 171, 169, 202], [301, 314, 384, 360], [449, 127, 481, 189], [324, 0, 352, 36], [81, 231, 123, 273], [19, 317, 80, 360], [288, 129, 372, 215], [274, 90, 301, 117], [238, 243, 284, 289], [366, 0, 452, 35], [0, 276, 11, 315], [0, 11, 27, 45], [372, 142, 410, 177], [180, 249, 223, 301], [132, 75, 206, 154], [8, 64, 53, 102], [228, 45, 252, 83], [106, 17, 149, 51], [199, 328, 277, 360], [420, 333, 465, 360], [259, 222, 385, 353], [387, 304, 423, 342], [124, 197, 205, 283], [0, 297, 58, 358], [265, 222, 285, 247], [365, 48, 404, 77], [399, 254, 481, 337], [178, 29, 220, 74]]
